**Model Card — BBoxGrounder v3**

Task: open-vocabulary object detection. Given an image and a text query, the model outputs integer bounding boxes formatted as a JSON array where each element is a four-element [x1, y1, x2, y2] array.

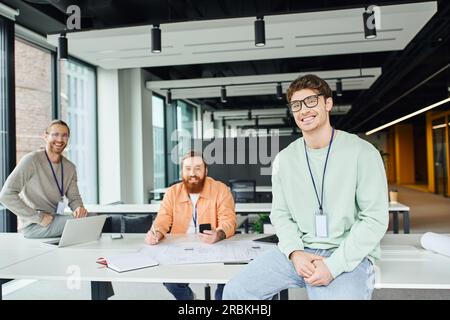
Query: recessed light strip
[[365, 97, 450, 135]]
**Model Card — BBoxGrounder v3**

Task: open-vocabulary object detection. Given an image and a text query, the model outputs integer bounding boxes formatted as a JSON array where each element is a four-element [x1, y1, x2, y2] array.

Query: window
[[14, 38, 53, 162], [152, 95, 166, 189], [60, 59, 98, 203], [177, 100, 195, 139], [164, 100, 197, 184], [174, 100, 196, 181]]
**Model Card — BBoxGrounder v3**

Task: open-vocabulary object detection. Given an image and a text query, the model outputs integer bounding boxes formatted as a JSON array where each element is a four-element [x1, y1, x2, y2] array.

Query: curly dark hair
[[286, 74, 332, 103]]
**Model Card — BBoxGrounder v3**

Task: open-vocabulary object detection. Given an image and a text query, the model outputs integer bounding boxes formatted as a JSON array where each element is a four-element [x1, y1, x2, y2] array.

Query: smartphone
[[110, 234, 123, 240], [199, 223, 212, 234]]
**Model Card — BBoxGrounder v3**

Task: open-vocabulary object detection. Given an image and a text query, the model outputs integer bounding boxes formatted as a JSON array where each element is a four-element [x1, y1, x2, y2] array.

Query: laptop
[[253, 234, 279, 244], [45, 215, 107, 248]]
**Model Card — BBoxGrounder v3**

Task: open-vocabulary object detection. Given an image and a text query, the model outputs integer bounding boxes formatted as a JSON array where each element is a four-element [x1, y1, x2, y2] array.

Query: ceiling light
[[58, 33, 68, 60], [166, 89, 172, 105], [336, 79, 343, 97], [151, 24, 161, 53], [221, 86, 227, 103], [276, 82, 283, 100], [254, 16, 265, 47], [363, 7, 377, 39], [366, 97, 450, 135]]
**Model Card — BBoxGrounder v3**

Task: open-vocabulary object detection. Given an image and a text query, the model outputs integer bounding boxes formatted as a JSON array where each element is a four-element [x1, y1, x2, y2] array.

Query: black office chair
[[169, 180, 182, 187], [229, 180, 256, 203]]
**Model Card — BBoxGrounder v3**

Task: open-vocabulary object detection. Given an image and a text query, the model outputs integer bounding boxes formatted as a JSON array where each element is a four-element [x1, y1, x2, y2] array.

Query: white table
[[0, 233, 56, 269], [387, 202, 410, 234], [1, 233, 449, 299], [150, 186, 272, 196], [0, 233, 261, 300], [68, 203, 271, 214], [78, 202, 411, 233], [377, 234, 450, 289]]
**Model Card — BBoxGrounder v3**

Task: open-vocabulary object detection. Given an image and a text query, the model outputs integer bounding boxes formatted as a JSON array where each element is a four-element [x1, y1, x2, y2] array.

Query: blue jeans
[[163, 283, 225, 300], [223, 247, 375, 300]]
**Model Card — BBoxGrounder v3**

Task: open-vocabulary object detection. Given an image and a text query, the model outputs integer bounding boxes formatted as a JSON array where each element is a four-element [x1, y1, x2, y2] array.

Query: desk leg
[[91, 281, 114, 300], [279, 289, 289, 300], [204, 284, 211, 300], [0, 279, 11, 300], [403, 211, 410, 234], [392, 212, 399, 234]]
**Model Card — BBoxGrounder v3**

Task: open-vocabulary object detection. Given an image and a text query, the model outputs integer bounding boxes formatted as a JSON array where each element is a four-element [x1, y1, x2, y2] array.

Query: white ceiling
[[46, 1, 437, 70], [146, 67, 381, 99]]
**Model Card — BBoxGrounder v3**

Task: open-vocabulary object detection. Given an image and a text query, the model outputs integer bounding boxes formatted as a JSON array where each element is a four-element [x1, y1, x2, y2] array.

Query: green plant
[[252, 213, 270, 233]]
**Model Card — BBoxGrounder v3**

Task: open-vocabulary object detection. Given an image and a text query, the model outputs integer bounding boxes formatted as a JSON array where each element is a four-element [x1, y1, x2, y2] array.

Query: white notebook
[[105, 252, 159, 273]]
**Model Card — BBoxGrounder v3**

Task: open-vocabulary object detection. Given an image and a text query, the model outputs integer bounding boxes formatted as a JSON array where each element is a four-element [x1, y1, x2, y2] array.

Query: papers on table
[[139, 240, 274, 265]]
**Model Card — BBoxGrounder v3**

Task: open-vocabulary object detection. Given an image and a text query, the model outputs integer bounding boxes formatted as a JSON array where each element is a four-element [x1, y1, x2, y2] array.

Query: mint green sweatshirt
[[270, 130, 389, 278]]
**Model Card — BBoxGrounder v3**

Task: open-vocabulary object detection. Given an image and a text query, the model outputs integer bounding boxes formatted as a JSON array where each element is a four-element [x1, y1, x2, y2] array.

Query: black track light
[[58, 33, 68, 60], [221, 86, 227, 103], [166, 89, 172, 105], [152, 24, 161, 53], [363, 7, 377, 39], [336, 79, 343, 97], [276, 82, 283, 100], [254, 16, 265, 47]]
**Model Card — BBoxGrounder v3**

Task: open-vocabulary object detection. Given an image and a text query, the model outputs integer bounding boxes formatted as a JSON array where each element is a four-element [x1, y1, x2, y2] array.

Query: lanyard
[[303, 127, 334, 215], [192, 206, 198, 232], [190, 195, 198, 232], [44, 150, 64, 197]]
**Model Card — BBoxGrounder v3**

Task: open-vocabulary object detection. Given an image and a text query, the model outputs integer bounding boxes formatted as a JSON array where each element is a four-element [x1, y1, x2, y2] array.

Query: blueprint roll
[[420, 232, 450, 258]]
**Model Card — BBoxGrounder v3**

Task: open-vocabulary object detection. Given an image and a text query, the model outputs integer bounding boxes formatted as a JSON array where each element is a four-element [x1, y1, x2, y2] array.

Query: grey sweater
[[0, 150, 84, 231]]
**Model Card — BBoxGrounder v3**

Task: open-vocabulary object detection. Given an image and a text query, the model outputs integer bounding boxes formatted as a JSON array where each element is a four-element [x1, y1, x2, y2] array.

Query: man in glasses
[[223, 74, 388, 300], [0, 120, 88, 238]]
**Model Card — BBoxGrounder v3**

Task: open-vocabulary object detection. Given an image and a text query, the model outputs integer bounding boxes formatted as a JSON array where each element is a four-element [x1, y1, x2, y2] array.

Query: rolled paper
[[420, 232, 450, 258]]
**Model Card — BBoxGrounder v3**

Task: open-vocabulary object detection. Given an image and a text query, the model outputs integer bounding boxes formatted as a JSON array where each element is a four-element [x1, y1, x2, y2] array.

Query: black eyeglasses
[[287, 94, 324, 112]]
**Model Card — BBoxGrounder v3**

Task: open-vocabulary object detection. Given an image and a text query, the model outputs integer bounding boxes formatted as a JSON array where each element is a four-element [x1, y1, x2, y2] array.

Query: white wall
[[97, 67, 154, 204], [97, 68, 121, 204]]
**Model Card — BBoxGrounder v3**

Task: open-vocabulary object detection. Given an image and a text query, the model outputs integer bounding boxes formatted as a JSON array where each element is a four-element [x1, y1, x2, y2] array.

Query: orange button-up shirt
[[153, 177, 236, 238]]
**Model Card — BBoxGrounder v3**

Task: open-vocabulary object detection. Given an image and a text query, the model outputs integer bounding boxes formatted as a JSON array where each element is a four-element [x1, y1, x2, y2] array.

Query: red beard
[[183, 176, 205, 194]]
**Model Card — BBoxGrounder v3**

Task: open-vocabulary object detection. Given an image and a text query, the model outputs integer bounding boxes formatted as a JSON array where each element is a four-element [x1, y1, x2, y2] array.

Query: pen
[[151, 225, 158, 237]]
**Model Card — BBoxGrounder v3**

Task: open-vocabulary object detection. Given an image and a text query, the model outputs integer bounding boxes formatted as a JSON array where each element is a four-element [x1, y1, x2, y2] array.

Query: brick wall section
[[15, 39, 52, 162]]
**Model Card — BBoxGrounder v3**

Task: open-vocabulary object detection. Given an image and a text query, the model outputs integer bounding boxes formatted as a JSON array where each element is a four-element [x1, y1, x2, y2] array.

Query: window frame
[[0, 16, 17, 232]]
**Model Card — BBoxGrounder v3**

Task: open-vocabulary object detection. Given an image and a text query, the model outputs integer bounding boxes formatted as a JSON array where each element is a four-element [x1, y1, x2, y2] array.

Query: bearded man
[[145, 150, 236, 300]]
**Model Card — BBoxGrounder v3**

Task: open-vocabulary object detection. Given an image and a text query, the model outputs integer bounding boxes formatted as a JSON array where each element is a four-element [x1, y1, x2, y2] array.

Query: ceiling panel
[[46, 2, 437, 69]]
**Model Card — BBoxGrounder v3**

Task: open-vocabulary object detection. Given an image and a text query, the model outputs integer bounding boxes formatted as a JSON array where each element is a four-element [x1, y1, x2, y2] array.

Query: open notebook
[[104, 252, 159, 273]]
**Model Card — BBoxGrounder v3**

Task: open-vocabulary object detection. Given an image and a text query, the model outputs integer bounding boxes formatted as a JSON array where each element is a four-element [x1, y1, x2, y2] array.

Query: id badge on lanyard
[[315, 210, 328, 238], [56, 196, 68, 215], [45, 151, 66, 215], [305, 128, 335, 239]]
